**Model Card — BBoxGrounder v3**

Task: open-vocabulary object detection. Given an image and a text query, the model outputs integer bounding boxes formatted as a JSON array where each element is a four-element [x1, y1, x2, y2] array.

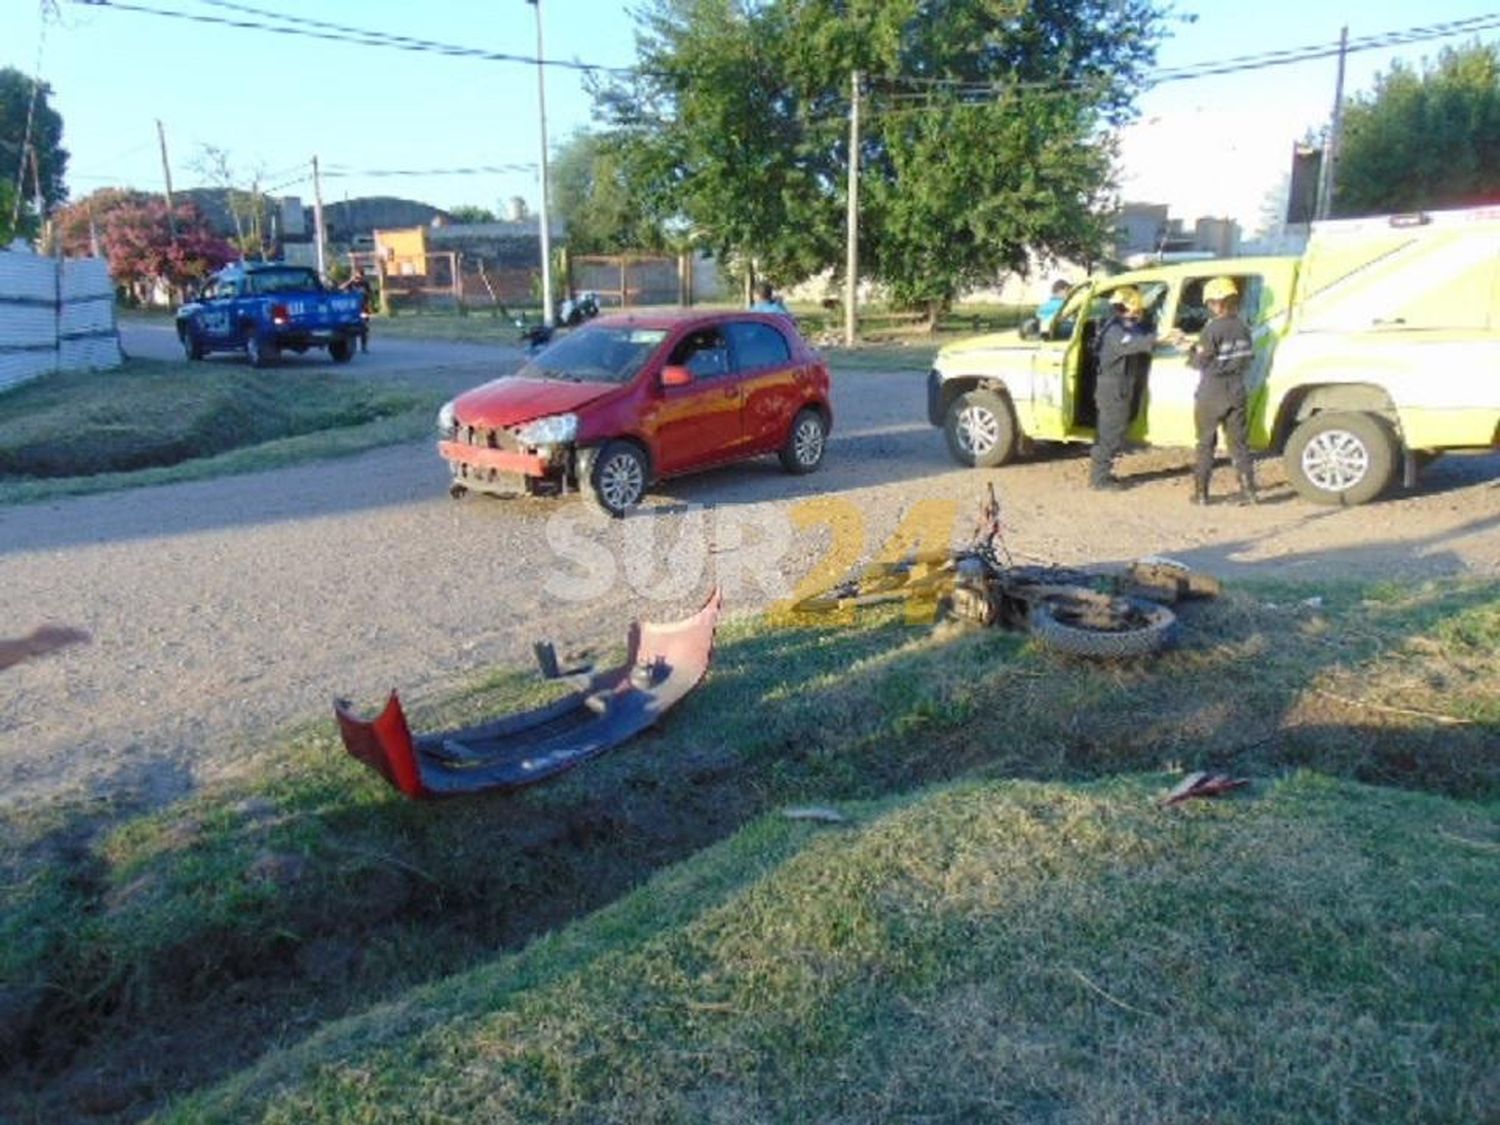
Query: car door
[[1030, 284, 1093, 437], [725, 319, 800, 453], [1143, 273, 1269, 447], [651, 324, 744, 475], [195, 277, 236, 344]]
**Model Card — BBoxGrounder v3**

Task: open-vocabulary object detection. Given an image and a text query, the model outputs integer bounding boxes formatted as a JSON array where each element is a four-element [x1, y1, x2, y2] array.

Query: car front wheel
[[589, 441, 648, 518], [181, 327, 204, 361], [944, 388, 1018, 468], [779, 408, 827, 474]]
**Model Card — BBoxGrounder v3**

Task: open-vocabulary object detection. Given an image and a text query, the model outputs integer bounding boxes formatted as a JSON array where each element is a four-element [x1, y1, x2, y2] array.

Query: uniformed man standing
[[1089, 286, 1155, 491], [1182, 276, 1257, 505]]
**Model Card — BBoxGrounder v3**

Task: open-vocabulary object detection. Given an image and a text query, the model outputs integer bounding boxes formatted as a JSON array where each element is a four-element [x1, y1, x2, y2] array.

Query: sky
[[6, 0, 1500, 238]]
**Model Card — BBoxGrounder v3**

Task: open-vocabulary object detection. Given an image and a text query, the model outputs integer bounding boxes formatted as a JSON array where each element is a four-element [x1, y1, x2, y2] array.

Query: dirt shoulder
[[1, 364, 1496, 816]]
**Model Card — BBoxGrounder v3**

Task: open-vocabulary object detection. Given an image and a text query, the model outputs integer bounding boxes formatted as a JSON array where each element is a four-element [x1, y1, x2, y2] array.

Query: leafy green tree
[[0, 180, 18, 244], [0, 67, 68, 236], [596, 0, 1169, 319], [449, 204, 498, 224], [1335, 41, 1500, 217], [550, 129, 667, 253]]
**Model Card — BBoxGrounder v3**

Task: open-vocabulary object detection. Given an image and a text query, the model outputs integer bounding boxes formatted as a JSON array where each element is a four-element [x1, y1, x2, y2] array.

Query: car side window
[[725, 322, 792, 372], [668, 327, 731, 379]]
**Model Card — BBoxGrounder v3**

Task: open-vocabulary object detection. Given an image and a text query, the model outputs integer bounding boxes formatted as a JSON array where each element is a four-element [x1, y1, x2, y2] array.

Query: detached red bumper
[[334, 588, 723, 798]]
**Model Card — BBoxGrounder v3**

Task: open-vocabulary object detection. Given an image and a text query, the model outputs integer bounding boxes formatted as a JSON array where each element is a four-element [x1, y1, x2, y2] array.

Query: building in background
[[1114, 201, 1243, 266]]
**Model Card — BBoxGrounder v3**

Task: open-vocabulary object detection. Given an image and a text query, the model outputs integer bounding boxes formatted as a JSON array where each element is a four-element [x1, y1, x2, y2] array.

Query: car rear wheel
[[1284, 411, 1398, 506], [245, 332, 277, 369], [944, 388, 1018, 468], [589, 441, 648, 518], [779, 408, 827, 474], [329, 338, 354, 363]]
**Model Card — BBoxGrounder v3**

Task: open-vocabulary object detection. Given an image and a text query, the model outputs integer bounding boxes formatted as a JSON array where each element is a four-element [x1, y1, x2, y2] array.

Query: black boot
[[1235, 471, 1259, 506]]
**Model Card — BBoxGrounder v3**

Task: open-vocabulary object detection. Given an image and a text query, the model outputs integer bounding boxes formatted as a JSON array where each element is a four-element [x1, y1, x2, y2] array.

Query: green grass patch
[[3, 579, 1496, 1120], [178, 773, 1498, 1124], [0, 360, 445, 503]]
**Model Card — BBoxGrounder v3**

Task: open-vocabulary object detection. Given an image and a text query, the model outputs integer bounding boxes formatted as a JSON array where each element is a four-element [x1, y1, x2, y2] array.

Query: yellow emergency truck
[[927, 206, 1500, 505]]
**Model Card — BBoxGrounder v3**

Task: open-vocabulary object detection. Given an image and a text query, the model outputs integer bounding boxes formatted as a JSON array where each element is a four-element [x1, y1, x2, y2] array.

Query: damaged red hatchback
[[437, 310, 832, 515]]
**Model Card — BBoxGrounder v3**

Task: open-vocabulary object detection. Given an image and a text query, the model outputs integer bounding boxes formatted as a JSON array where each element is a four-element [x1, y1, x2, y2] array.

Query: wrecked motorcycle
[[790, 485, 1218, 659]]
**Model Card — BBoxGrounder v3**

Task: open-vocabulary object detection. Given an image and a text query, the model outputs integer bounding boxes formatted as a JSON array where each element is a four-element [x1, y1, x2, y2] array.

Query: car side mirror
[[1019, 317, 1040, 340], [660, 364, 693, 388]]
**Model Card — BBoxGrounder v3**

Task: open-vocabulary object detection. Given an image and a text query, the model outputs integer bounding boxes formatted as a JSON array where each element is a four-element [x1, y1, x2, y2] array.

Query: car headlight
[[437, 400, 457, 437], [514, 413, 578, 446]]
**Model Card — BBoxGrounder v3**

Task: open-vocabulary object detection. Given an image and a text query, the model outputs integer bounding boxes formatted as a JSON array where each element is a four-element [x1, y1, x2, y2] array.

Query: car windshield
[[517, 326, 669, 384], [246, 268, 322, 294]]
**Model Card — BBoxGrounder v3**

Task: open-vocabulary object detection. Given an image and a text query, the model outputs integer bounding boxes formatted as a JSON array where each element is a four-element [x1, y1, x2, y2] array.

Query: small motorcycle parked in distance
[[517, 290, 602, 353]]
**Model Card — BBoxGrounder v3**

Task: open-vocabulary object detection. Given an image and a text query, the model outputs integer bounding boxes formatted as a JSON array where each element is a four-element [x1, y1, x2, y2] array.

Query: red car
[[437, 310, 832, 516]]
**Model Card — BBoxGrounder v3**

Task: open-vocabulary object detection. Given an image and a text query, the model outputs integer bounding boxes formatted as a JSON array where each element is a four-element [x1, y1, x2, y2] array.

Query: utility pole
[[156, 118, 178, 240], [312, 155, 328, 278], [844, 69, 860, 348], [526, 0, 555, 326], [1316, 26, 1348, 221]]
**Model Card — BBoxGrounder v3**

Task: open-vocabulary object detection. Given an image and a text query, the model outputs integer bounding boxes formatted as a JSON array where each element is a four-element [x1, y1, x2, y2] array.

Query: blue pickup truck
[[175, 263, 367, 367]]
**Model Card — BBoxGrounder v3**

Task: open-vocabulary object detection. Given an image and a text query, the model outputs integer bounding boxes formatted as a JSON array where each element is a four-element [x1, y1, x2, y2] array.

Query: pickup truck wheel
[[944, 389, 1018, 468], [329, 339, 354, 363], [245, 332, 277, 368], [181, 327, 204, 361], [589, 441, 648, 518], [1285, 411, 1398, 506], [779, 408, 827, 474]]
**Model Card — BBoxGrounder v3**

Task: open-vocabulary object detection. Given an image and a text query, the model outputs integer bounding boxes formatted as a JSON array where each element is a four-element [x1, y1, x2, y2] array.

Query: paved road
[[121, 320, 516, 394], [3, 331, 1497, 812]]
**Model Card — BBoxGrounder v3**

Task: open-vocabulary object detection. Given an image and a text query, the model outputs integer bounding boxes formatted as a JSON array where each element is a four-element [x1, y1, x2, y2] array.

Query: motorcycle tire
[[1029, 590, 1178, 659]]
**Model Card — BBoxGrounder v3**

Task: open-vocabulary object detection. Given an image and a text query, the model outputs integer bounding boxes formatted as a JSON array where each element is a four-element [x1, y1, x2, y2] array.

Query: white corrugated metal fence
[[0, 247, 122, 392]]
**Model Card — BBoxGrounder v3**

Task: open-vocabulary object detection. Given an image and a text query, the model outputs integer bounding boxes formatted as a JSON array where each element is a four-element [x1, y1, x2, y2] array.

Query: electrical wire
[[67, 0, 638, 74]]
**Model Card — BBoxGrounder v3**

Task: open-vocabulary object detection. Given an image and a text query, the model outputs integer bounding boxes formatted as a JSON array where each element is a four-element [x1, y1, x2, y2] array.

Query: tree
[[0, 66, 69, 237], [449, 204, 498, 224], [595, 0, 1169, 319], [1335, 41, 1500, 217], [52, 188, 235, 304], [192, 145, 271, 260], [550, 129, 666, 253]]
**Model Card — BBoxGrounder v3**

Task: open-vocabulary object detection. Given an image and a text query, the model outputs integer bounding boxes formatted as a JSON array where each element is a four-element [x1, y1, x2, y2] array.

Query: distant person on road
[[1089, 286, 1156, 491], [341, 267, 372, 353], [1176, 276, 1257, 505], [1035, 279, 1071, 335]]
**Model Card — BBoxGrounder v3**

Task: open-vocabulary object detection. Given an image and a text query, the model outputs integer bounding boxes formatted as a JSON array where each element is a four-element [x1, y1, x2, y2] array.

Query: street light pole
[[526, 0, 555, 326]]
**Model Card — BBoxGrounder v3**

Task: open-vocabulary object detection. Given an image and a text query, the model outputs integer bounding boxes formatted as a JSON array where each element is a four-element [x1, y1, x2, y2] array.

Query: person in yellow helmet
[[1182, 276, 1257, 504], [1089, 286, 1157, 490]]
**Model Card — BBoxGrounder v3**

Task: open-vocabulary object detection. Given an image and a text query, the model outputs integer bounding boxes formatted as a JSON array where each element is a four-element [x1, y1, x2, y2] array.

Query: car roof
[[217, 262, 315, 275], [588, 309, 790, 332]]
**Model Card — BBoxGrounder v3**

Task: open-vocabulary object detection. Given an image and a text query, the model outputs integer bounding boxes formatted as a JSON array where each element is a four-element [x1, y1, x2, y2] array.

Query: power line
[[67, 0, 637, 73]]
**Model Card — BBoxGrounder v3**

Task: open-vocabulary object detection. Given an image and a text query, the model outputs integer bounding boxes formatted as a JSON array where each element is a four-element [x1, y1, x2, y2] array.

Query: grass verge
[[0, 360, 445, 504], [1, 578, 1495, 1120]]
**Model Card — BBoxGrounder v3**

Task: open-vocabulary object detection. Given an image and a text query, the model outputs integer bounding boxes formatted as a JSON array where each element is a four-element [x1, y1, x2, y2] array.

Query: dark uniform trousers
[[1194, 375, 1253, 486], [1090, 375, 1135, 484]]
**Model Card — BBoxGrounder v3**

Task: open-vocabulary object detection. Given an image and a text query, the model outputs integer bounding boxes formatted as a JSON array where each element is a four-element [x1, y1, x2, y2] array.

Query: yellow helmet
[[1109, 286, 1144, 316], [1203, 276, 1239, 302]]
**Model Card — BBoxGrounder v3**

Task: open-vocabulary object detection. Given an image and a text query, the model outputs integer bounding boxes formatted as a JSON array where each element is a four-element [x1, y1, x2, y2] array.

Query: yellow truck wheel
[[1285, 411, 1399, 506], [944, 389, 1018, 468]]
